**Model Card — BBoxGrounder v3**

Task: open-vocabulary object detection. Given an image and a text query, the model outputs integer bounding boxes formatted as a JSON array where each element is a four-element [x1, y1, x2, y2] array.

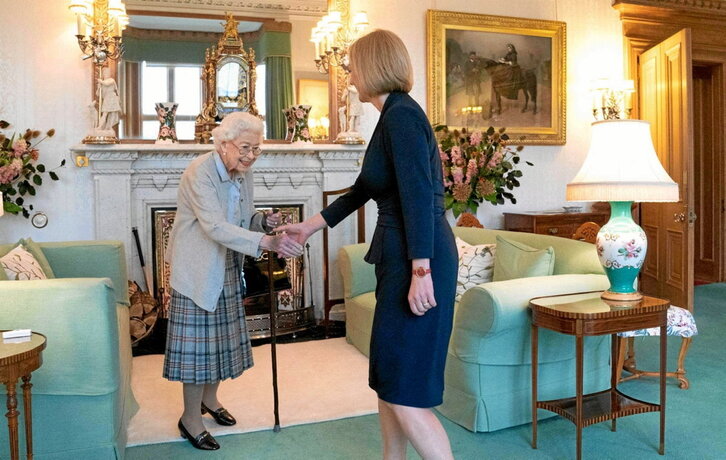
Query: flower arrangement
[[0, 120, 64, 218], [435, 125, 532, 218]]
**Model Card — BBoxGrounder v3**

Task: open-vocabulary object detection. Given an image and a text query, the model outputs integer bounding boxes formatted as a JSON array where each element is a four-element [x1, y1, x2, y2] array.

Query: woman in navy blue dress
[[277, 29, 457, 459]]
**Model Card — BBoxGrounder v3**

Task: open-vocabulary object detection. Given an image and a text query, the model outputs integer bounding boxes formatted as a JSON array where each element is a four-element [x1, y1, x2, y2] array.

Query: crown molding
[[613, 0, 726, 14], [124, 0, 327, 18]]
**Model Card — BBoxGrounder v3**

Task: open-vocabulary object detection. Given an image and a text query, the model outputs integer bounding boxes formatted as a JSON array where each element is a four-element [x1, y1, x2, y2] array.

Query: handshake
[[258, 211, 318, 259]]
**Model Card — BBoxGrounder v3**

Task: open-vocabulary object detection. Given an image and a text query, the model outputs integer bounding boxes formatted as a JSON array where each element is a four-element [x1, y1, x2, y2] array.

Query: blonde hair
[[212, 111, 263, 145], [348, 29, 413, 99]]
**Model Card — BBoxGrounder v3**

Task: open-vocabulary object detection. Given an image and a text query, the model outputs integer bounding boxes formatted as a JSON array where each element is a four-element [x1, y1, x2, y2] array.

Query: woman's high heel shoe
[[201, 402, 237, 426], [178, 419, 220, 450]]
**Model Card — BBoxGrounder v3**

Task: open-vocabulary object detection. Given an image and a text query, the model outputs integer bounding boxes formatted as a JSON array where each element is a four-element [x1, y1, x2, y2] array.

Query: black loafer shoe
[[201, 402, 237, 426], [178, 419, 220, 450]]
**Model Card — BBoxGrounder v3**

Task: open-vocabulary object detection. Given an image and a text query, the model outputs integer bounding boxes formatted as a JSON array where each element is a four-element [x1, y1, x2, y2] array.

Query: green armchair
[[0, 240, 138, 459], [338, 227, 612, 432]]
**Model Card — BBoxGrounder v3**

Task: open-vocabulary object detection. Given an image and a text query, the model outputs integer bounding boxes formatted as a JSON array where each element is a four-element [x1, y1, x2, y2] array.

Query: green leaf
[[27, 164, 36, 173], [514, 170, 523, 177], [49, 171, 59, 181], [28, 185, 36, 196], [5, 187, 16, 196], [434, 124, 447, 132], [36, 164, 46, 173], [526, 161, 534, 166], [444, 194, 454, 209], [15, 196, 23, 205], [33, 174, 42, 185], [502, 161, 513, 170], [60, 159, 67, 166], [4, 201, 21, 214], [22, 208, 29, 218]]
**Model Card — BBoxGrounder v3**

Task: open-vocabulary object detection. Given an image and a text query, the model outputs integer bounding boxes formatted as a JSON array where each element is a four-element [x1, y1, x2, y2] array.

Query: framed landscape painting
[[427, 10, 566, 144]]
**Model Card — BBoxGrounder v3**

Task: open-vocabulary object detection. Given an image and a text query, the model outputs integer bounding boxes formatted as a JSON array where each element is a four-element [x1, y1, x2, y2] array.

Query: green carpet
[[127, 284, 726, 459]]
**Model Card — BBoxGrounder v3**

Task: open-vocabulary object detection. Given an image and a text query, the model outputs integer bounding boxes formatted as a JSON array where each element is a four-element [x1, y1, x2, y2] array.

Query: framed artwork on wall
[[297, 78, 330, 140], [427, 10, 566, 145]]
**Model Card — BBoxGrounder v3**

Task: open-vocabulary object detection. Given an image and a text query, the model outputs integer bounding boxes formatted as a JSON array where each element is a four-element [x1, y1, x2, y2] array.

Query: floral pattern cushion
[[455, 237, 496, 302], [618, 306, 698, 337], [1, 244, 49, 281]]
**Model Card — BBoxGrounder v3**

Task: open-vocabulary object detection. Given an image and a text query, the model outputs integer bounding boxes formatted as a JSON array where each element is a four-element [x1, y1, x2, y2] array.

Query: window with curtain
[[140, 62, 202, 140]]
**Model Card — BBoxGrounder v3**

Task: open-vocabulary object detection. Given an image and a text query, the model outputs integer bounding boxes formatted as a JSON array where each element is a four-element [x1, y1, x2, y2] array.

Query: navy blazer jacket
[[321, 91, 445, 262]]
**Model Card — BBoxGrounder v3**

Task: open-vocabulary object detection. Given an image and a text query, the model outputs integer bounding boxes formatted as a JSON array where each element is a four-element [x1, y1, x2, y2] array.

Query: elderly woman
[[278, 30, 457, 459], [163, 111, 302, 451]]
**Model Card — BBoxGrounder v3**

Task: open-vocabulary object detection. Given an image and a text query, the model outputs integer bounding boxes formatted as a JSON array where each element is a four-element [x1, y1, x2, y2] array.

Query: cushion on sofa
[[455, 237, 496, 302], [0, 237, 56, 280], [493, 235, 555, 281]]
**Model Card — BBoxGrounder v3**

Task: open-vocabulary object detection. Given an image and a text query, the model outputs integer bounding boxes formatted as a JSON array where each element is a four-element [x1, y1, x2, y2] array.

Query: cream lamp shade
[[566, 119, 678, 202], [566, 119, 678, 301]]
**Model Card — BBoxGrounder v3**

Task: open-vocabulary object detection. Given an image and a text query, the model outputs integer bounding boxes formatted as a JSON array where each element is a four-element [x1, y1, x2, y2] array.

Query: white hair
[[212, 112, 264, 145]]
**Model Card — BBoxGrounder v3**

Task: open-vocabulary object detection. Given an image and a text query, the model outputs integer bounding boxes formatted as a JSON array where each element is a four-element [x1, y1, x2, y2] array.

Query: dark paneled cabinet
[[503, 211, 610, 238]]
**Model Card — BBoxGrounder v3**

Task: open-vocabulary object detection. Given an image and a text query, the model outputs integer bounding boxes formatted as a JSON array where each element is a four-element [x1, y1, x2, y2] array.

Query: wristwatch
[[413, 267, 432, 278]]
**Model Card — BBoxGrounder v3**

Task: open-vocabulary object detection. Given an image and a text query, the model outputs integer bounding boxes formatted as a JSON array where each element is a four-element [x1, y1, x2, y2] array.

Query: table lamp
[[566, 119, 678, 301]]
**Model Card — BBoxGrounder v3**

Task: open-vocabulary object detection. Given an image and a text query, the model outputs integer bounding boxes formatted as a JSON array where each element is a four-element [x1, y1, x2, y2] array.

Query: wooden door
[[638, 29, 695, 311], [693, 65, 723, 283]]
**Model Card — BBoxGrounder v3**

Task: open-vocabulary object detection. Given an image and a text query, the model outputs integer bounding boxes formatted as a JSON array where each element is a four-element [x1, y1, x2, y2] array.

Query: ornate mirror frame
[[195, 13, 259, 143]]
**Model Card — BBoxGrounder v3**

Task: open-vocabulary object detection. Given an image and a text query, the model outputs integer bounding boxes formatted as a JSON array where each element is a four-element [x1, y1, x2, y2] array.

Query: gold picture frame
[[427, 10, 566, 145]]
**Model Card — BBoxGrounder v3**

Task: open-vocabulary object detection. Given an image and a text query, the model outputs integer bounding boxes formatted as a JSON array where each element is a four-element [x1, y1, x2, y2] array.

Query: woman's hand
[[265, 210, 283, 229], [408, 260, 437, 316], [276, 213, 327, 245], [260, 233, 303, 258]]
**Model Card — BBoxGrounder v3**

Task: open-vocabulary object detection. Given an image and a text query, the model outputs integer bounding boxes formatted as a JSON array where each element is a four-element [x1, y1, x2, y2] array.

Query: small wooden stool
[[617, 306, 697, 389]]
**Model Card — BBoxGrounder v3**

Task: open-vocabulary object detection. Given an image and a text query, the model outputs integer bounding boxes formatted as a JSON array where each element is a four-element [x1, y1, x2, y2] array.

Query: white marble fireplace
[[69, 143, 366, 318]]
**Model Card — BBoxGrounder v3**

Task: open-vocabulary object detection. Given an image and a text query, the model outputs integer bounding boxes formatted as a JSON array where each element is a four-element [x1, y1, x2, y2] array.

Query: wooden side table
[[0, 332, 46, 460], [529, 293, 668, 460]]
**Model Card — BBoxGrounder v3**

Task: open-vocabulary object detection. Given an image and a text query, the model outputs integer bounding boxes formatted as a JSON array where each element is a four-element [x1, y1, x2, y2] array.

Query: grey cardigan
[[166, 151, 267, 311]]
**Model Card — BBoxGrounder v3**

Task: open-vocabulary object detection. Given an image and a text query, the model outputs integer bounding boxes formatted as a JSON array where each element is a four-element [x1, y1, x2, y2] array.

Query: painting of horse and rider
[[427, 10, 566, 144]]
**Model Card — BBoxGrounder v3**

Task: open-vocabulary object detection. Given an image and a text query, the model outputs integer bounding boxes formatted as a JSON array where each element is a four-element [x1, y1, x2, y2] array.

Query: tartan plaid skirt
[[163, 250, 253, 384]]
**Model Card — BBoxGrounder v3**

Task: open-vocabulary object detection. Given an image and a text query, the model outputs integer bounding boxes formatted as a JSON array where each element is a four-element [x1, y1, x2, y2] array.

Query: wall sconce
[[590, 79, 635, 121], [69, 0, 127, 65], [310, 1, 368, 74]]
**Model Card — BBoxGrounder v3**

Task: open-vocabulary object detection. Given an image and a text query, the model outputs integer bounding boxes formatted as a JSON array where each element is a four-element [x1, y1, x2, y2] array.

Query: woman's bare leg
[[378, 399, 408, 460], [381, 400, 453, 460]]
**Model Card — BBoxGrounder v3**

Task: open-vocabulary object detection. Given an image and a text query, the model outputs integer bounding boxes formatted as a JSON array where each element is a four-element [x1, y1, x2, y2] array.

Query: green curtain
[[258, 31, 293, 140], [265, 56, 293, 139], [122, 36, 212, 64]]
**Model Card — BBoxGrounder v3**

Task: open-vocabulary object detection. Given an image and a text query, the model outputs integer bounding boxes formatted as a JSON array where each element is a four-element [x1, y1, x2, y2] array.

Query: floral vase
[[155, 102, 178, 144], [286, 104, 313, 145], [282, 108, 295, 142]]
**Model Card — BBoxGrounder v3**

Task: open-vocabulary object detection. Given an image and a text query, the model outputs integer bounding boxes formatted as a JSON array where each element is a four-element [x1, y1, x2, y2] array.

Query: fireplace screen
[[151, 205, 313, 338]]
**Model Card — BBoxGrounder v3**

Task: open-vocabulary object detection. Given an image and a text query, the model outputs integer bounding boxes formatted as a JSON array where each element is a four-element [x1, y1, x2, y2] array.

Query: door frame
[[614, 0, 726, 286]]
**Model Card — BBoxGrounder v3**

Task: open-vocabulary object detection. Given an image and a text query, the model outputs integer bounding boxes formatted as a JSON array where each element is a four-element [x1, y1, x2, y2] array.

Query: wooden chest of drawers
[[503, 211, 610, 238]]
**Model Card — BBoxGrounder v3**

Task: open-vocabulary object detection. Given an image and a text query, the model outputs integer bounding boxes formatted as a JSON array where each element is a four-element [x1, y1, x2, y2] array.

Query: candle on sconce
[[113, 19, 120, 37], [76, 15, 84, 36]]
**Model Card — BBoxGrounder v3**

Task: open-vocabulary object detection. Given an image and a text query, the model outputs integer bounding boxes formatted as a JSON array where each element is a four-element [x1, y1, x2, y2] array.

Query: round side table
[[0, 331, 46, 460]]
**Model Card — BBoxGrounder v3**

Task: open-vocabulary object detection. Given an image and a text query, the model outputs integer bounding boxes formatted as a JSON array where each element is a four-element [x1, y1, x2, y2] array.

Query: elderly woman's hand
[[265, 210, 283, 229], [260, 233, 304, 258]]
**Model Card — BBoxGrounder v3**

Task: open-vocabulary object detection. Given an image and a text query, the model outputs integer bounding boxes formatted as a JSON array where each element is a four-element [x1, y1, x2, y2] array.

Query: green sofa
[[338, 227, 612, 432], [0, 240, 138, 459]]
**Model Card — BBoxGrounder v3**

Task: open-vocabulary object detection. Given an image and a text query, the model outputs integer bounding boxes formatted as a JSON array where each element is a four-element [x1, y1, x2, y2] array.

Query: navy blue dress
[[321, 91, 457, 408]]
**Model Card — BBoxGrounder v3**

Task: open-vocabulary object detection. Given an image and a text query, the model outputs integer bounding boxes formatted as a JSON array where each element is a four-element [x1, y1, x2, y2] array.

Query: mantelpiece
[[69, 143, 366, 318]]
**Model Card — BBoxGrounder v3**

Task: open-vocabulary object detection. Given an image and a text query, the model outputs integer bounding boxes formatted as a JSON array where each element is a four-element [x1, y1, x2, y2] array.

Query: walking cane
[[266, 212, 282, 432]]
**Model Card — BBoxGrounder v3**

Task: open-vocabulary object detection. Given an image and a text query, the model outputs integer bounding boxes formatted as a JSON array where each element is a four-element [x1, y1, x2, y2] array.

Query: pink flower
[[487, 150, 503, 169], [452, 166, 464, 185], [13, 139, 27, 157], [301, 128, 311, 139], [438, 145, 448, 163], [295, 108, 305, 119], [29, 149, 39, 161], [450, 145, 461, 165], [465, 159, 477, 184], [444, 178, 453, 188], [469, 131, 483, 146]]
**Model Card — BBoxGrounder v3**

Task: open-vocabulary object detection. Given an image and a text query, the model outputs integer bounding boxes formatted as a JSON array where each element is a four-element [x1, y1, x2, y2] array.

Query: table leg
[[576, 334, 583, 460], [660, 325, 666, 455], [22, 375, 33, 460], [611, 334, 617, 432], [531, 323, 538, 449], [5, 380, 20, 460]]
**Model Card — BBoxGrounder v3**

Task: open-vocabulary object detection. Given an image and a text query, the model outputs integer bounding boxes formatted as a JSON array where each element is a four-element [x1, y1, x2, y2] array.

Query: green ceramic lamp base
[[596, 201, 647, 301]]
